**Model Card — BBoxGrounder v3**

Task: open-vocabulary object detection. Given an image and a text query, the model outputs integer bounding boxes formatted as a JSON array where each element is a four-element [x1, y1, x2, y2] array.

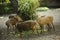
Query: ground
[[0, 8, 60, 40]]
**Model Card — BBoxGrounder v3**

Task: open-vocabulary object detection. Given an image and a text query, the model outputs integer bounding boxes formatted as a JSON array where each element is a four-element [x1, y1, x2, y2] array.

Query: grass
[[36, 7, 49, 12], [14, 30, 48, 37]]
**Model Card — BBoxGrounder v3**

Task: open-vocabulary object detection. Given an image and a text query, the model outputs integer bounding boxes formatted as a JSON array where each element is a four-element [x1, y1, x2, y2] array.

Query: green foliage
[[0, 0, 15, 14], [36, 7, 49, 12], [0, 0, 2, 3], [18, 0, 39, 20], [4, 3, 12, 13], [5, 0, 10, 3]]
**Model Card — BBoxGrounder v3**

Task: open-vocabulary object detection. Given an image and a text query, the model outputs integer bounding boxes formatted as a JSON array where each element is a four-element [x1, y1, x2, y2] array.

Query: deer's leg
[[40, 25, 44, 34], [51, 23, 55, 32], [47, 24, 51, 32], [7, 25, 10, 34]]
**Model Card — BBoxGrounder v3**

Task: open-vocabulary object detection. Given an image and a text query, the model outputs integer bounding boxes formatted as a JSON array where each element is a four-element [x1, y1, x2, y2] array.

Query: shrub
[[0, 0, 16, 14], [18, 0, 39, 20]]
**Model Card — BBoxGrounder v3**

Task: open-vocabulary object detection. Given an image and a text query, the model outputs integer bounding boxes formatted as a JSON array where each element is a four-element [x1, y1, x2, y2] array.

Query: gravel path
[[0, 8, 60, 40]]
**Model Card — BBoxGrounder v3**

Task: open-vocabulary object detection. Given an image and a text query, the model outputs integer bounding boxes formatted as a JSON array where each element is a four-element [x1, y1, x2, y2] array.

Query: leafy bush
[[4, 3, 13, 13], [0, 0, 16, 14], [18, 0, 39, 20]]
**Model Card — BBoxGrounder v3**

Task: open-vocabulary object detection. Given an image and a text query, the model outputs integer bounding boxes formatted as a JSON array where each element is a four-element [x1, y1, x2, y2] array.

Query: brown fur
[[37, 16, 53, 25], [16, 20, 40, 35], [37, 16, 55, 32], [6, 18, 18, 32], [6, 14, 23, 33]]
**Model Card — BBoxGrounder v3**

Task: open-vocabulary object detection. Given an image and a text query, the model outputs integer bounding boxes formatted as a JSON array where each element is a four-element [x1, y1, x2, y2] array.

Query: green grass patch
[[36, 7, 49, 12]]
